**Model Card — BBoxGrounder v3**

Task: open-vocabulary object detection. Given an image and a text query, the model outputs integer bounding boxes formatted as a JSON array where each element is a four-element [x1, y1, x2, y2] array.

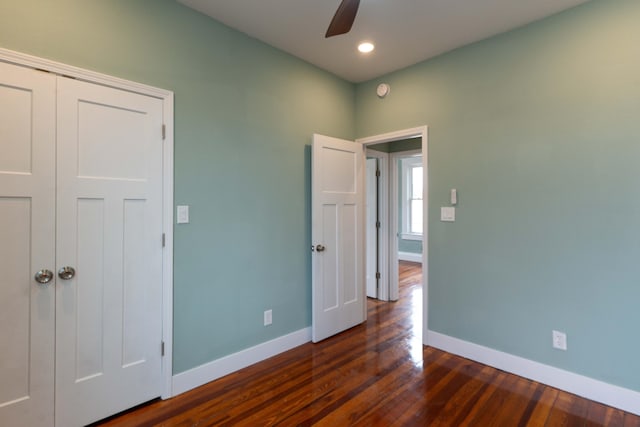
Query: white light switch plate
[[177, 205, 189, 224], [441, 207, 455, 222]]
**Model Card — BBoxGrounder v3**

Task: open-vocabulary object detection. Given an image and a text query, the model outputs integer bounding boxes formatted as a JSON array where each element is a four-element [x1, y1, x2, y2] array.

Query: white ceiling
[[178, 0, 590, 83]]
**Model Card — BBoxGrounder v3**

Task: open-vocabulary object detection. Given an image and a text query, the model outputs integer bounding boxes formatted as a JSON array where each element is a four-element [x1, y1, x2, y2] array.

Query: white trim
[[389, 153, 400, 301], [364, 149, 390, 301], [400, 155, 423, 237], [427, 330, 640, 416], [357, 127, 425, 145], [400, 233, 422, 241], [161, 95, 175, 399], [357, 127, 428, 322], [0, 47, 175, 400], [0, 48, 170, 99], [398, 251, 422, 263], [172, 328, 312, 397]]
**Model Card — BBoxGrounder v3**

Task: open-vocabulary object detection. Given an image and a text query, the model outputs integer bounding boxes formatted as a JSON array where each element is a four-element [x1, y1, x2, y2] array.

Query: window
[[401, 156, 423, 239]]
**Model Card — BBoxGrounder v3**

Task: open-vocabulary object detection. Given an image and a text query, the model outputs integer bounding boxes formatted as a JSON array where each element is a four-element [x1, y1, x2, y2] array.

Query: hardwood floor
[[97, 261, 640, 426]]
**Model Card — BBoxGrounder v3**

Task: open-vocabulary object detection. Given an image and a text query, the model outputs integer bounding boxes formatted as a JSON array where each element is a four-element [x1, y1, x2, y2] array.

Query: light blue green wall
[[398, 237, 421, 255], [356, 0, 640, 391], [0, 0, 355, 373]]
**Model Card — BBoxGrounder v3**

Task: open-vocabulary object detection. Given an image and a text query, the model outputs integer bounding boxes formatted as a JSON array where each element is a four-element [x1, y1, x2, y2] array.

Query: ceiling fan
[[325, 0, 360, 38]]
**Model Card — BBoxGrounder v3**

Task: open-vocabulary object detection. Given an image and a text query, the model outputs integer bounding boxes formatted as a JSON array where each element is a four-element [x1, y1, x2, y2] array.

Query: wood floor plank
[[625, 412, 640, 427], [414, 364, 494, 426], [520, 385, 559, 426], [585, 400, 625, 426], [94, 261, 639, 427], [544, 389, 590, 426]]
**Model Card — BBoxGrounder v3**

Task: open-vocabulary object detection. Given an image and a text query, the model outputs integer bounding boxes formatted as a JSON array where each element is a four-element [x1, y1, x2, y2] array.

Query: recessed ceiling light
[[358, 42, 375, 53]]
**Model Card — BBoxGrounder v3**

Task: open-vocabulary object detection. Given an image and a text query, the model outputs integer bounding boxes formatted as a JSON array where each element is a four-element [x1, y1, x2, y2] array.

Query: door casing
[[0, 47, 175, 399]]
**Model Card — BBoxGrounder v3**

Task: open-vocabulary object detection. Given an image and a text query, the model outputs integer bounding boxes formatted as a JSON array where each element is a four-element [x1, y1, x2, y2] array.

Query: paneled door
[[0, 61, 56, 427], [0, 60, 164, 427], [311, 134, 365, 342], [55, 78, 164, 426]]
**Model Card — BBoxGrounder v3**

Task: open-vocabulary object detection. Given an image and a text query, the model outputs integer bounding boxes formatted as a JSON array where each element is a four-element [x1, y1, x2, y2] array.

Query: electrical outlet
[[552, 330, 567, 351], [264, 309, 272, 326]]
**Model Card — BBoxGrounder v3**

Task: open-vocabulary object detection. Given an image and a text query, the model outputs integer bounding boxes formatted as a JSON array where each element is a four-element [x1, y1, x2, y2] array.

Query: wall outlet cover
[[552, 330, 567, 351]]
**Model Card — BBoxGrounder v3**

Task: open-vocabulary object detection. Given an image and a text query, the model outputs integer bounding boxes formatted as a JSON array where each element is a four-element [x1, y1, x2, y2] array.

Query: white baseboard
[[426, 330, 640, 416], [398, 251, 422, 263], [172, 327, 312, 397]]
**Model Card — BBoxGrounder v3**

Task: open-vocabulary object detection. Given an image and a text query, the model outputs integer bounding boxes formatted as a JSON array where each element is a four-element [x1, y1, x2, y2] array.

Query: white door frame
[[0, 48, 175, 399], [357, 126, 429, 345], [364, 149, 390, 301]]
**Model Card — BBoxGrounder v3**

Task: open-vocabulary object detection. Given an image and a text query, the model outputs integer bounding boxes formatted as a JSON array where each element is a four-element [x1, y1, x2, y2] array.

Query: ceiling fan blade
[[325, 0, 360, 38]]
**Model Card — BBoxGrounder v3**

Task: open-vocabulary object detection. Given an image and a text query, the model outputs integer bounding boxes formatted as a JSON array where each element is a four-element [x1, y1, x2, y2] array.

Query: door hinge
[[161, 341, 165, 356], [376, 221, 381, 229], [162, 124, 166, 140], [162, 233, 166, 247], [375, 272, 381, 279], [375, 169, 381, 177]]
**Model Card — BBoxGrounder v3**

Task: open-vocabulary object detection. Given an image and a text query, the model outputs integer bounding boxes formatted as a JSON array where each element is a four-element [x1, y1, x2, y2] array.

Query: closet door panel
[[55, 77, 164, 427], [0, 62, 56, 427]]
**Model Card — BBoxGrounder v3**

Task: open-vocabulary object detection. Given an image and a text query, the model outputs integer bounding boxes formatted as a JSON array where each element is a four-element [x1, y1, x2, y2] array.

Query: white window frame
[[400, 155, 423, 241]]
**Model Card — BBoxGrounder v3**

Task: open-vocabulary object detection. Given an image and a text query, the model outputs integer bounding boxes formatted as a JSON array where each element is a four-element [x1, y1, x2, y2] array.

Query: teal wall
[[356, 0, 640, 392], [0, 0, 355, 373], [398, 237, 421, 255]]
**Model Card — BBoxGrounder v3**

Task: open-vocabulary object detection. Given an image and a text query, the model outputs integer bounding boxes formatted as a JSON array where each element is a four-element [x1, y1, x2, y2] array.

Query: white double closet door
[[0, 61, 164, 426]]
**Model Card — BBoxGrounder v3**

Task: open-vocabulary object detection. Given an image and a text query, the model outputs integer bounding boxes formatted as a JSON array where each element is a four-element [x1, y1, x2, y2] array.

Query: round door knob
[[58, 266, 76, 280], [316, 244, 326, 252], [34, 269, 54, 284]]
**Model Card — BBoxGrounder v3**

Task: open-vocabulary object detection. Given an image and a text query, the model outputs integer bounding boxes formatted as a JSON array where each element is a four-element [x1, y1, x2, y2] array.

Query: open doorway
[[358, 126, 427, 347], [365, 139, 423, 304]]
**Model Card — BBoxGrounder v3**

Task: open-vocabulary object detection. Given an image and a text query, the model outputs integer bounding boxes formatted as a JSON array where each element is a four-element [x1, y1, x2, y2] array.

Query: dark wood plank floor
[[97, 261, 640, 426]]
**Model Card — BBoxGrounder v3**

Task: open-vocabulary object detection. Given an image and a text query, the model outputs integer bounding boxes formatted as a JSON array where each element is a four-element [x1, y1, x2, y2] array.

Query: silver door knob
[[58, 266, 76, 280], [316, 244, 326, 252], [34, 269, 54, 284]]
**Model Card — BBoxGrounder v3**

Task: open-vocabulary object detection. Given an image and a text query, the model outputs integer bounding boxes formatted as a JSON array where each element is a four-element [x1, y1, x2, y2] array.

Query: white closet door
[[55, 77, 164, 426], [0, 63, 56, 425]]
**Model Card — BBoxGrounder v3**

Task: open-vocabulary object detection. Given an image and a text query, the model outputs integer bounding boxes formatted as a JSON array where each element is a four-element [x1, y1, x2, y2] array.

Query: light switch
[[441, 207, 455, 222], [177, 205, 189, 224]]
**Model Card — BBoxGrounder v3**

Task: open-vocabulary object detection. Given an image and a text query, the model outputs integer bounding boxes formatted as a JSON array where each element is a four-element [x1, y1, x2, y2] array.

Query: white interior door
[[312, 134, 365, 342], [55, 78, 164, 426], [365, 158, 378, 298], [364, 149, 389, 301], [0, 62, 56, 427]]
